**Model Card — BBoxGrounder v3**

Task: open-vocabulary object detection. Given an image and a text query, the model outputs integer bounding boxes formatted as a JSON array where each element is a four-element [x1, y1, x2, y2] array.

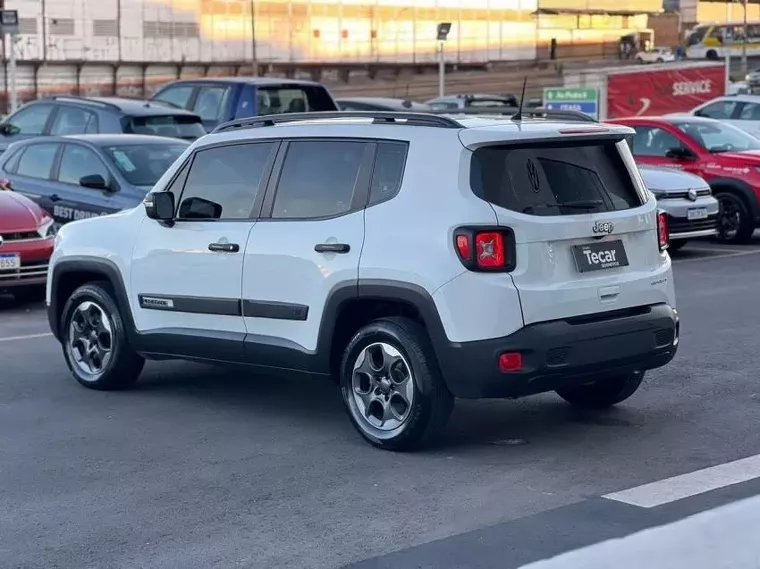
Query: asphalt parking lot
[[3, 238, 760, 569]]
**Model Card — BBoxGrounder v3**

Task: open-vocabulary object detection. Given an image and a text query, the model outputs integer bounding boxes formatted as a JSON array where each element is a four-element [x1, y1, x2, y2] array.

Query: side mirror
[[79, 174, 110, 190], [178, 196, 222, 219], [144, 191, 175, 221], [0, 123, 18, 135], [665, 147, 696, 160]]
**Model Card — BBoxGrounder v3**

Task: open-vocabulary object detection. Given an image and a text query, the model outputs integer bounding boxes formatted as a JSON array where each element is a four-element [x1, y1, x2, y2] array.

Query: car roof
[[713, 93, 760, 103], [199, 114, 631, 150], [6, 134, 191, 148], [87, 97, 200, 116], [164, 77, 325, 87]]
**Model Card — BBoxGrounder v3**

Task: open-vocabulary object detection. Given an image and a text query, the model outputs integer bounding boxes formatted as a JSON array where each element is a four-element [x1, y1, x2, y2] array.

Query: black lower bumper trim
[[437, 303, 679, 399]]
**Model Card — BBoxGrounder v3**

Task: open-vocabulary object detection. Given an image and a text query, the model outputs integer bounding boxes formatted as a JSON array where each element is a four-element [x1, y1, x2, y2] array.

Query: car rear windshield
[[470, 139, 645, 216], [123, 115, 207, 140], [256, 85, 338, 115], [104, 143, 188, 188]]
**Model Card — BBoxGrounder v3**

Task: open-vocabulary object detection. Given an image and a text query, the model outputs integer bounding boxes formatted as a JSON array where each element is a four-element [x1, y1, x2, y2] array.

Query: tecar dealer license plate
[[572, 240, 629, 273]]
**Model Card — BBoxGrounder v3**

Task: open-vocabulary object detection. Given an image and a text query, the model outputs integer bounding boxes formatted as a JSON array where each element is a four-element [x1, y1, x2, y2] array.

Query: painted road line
[[603, 454, 760, 508], [673, 249, 760, 264], [0, 332, 53, 343]]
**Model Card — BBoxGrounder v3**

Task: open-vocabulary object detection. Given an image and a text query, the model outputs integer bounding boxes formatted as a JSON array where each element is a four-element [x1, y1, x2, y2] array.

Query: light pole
[[741, 0, 748, 74], [436, 22, 451, 98], [724, 0, 732, 94], [249, 0, 257, 75]]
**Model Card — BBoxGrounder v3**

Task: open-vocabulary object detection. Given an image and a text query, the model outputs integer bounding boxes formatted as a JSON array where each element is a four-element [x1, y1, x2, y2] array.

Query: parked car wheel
[[715, 192, 754, 244], [60, 282, 145, 390], [339, 317, 454, 451], [556, 371, 645, 409], [706, 49, 718, 60]]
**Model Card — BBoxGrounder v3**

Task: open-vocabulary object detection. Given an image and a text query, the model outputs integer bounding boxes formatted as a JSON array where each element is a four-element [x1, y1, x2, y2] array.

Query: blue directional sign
[[543, 88, 599, 120]]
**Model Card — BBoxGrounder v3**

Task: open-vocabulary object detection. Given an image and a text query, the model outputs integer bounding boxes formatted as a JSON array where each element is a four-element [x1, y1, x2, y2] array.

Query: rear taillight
[[657, 210, 669, 251], [454, 227, 516, 272]]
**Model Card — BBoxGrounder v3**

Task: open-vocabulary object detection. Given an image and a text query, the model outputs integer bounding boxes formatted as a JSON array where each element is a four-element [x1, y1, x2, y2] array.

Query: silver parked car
[[639, 164, 719, 251]]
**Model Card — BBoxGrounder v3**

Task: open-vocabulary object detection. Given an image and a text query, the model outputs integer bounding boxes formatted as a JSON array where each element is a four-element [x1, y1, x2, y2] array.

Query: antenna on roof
[[511, 76, 528, 122]]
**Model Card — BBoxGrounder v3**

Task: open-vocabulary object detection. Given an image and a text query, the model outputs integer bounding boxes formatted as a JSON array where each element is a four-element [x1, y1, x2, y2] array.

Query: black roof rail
[[431, 106, 598, 123], [43, 95, 122, 111], [212, 111, 462, 133]]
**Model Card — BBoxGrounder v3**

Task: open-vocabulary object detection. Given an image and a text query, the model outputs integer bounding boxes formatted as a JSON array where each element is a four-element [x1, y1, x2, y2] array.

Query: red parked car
[[0, 185, 55, 301], [611, 115, 760, 244]]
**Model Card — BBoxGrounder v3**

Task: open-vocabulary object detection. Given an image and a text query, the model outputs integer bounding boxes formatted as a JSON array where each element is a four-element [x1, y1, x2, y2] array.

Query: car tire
[[715, 192, 754, 244], [12, 284, 46, 304], [339, 317, 454, 451], [656, 57, 664, 63], [556, 371, 645, 410], [60, 281, 145, 391], [668, 240, 687, 252], [706, 49, 718, 60]]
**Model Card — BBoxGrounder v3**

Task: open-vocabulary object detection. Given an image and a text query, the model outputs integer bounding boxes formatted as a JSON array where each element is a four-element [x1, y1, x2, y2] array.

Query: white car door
[[731, 101, 760, 138], [130, 140, 279, 360], [241, 138, 376, 371]]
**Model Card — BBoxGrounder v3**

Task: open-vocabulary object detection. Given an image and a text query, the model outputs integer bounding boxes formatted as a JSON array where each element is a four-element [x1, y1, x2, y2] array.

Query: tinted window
[[16, 143, 59, 179], [50, 107, 98, 135], [470, 140, 643, 216], [272, 141, 366, 219], [256, 85, 337, 115], [58, 145, 110, 186], [177, 142, 276, 220], [154, 85, 194, 109], [338, 101, 378, 111], [193, 86, 231, 121], [6, 104, 54, 135], [739, 102, 760, 120], [123, 115, 207, 139], [630, 126, 685, 157], [369, 142, 407, 205], [2, 147, 23, 174], [675, 120, 760, 152], [697, 100, 737, 119], [104, 143, 188, 187]]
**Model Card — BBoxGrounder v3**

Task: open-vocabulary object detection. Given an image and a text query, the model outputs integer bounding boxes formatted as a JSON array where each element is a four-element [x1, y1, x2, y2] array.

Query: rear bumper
[[437, 303, 679, 399]]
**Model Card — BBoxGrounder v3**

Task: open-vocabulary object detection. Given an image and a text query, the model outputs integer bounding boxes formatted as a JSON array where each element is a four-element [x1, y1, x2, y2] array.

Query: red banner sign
[[606, 65, 725, 119]]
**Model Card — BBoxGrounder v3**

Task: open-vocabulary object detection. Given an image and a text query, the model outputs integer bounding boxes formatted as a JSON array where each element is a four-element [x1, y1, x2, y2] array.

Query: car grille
[[658, 188, 712, 200], [667, 213, 718, 233], [0, 230, 40, 241], [0, 260, 48, 282]]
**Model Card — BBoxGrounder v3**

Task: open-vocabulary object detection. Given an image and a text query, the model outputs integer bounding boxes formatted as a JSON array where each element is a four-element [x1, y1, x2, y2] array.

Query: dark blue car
[[150, 78, 339, 130], [0, 96, 205, 155], [0, 134, 189, 225]]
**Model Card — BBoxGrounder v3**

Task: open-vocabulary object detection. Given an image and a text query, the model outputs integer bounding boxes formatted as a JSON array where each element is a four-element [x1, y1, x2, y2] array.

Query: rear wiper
[[523, 200, 602, 213]]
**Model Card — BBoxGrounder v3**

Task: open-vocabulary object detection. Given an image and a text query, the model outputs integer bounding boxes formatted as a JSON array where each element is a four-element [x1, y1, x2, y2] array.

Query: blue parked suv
[[0, 134, 189, 225], [151, 78, 339, 130], [0, 96, 205, 154]]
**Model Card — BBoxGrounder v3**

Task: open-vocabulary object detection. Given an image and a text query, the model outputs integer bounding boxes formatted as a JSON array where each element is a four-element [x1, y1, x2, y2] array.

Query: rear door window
[[16, 143, 60, 179], [256, 85, 337, 115], [470, 140, 644, 216], [192, 85, 231, 122]]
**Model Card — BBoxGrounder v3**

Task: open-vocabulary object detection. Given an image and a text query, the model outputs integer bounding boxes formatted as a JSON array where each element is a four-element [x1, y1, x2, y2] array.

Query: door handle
[[314, 243, 350, 253], [208, 242, 239, 253], [50, 194, 60, 202]]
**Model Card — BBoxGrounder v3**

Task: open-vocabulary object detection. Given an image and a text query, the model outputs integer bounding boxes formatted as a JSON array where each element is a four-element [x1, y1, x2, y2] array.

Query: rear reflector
[[453, 226, 516, 272], [657, 210, 669, 251], [499, 352, 523, 372]]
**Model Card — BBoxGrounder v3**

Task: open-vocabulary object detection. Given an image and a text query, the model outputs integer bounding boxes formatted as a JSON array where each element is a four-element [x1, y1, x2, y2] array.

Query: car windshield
[[103, 143, 187, 187], [674, 120, 760, 152], [123, 114, 207, 140]]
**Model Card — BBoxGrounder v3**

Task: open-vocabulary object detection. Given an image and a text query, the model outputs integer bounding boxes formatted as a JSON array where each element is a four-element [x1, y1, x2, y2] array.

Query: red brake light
[[453, 227, 515, 272], [657, 210, 669, 251]]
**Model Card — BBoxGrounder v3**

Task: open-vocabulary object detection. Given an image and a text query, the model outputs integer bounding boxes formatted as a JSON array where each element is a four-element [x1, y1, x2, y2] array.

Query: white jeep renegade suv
[[46, 110, 679, 450]]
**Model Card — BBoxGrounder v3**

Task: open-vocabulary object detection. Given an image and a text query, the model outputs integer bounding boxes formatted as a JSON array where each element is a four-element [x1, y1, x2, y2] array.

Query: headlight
[[37, 216, 57, 238], [699, 186, 712, 195]]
